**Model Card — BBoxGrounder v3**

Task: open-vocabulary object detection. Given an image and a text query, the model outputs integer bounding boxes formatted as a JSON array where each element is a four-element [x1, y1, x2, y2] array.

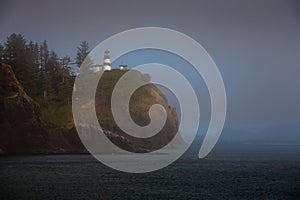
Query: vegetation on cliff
[[0, 63, 85, 154], [0, 34, 90, 126], [94, 69, 181, 152], [0, 34, 184, 154]]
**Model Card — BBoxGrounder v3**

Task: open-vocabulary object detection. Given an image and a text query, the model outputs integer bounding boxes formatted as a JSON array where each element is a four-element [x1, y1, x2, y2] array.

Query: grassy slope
[[40, 69, 155, 127], [41, 104, 73, 127]]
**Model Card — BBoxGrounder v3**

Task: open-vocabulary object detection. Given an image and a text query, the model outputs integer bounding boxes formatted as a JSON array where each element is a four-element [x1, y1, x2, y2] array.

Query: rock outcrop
[[95, 69, 185, 152], [0, 63, 184, 154], [0, 63, 85, 154]]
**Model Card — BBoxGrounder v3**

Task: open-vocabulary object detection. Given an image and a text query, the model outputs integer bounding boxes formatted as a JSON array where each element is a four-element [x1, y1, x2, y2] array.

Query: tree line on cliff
[[0, 33, 89, 105]]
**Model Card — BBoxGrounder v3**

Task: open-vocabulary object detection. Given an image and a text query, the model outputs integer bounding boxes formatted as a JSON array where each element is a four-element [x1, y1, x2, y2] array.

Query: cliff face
[[0, 63, 41, 126], [0, 63, 46, 153], [0, 63, 184, 154], [0, 63, 85, 154], [95, 69, 185, 152]]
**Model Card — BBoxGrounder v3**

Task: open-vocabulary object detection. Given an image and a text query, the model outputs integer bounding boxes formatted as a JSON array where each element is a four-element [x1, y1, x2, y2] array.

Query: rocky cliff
[[95, 69, 184, 152], [0, 63, 184, 154], [0, 63, 86, 154]]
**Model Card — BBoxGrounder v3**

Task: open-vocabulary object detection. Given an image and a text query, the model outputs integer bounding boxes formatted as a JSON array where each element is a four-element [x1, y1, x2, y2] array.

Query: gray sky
[[1, 0, 300, 131]]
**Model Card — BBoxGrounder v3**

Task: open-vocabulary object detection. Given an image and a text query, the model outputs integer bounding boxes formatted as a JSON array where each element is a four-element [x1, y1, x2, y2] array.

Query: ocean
[[0, 144, 299, 199]]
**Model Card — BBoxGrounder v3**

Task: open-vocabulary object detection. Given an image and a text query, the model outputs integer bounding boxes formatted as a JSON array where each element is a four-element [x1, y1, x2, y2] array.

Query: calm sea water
[[0, 144, 299, 199]]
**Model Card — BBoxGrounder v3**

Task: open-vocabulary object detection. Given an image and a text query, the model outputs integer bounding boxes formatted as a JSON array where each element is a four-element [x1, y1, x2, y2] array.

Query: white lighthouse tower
[[103, 50, 111, 71]]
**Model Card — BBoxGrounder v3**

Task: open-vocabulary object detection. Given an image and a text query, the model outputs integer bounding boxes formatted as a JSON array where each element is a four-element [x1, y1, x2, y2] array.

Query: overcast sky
[[1, 0, 300, 132]]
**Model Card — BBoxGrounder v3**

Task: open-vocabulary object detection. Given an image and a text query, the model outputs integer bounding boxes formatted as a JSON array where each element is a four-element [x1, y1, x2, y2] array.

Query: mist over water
[[0, 144, 299, 200], [0, 0, 299, 199]]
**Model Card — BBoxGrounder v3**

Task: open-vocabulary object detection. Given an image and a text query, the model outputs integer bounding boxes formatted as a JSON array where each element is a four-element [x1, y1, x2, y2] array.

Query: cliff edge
[[0, 63, 184, 154]]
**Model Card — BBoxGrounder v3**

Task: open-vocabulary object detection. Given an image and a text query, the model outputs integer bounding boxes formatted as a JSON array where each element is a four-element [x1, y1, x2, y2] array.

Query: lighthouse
[[103, 50, 111, 71]]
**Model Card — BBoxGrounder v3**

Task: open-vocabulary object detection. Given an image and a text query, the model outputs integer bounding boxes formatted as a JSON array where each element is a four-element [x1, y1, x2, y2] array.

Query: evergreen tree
[[61, 56, 71, 83], [24, 41, 40, 96], [76, 41, 89, 68], [39, 40, 50, 102], [0, 44, 4, 61], [39, 40, 49, 75], [1, 33, 76, 106], [4, 33, 27, 81], [58, 57, 74, 105]]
